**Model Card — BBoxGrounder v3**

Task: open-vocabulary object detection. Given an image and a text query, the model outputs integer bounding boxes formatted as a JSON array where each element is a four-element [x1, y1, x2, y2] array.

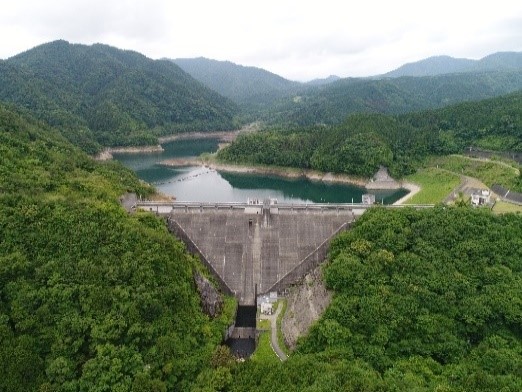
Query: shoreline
[[94, 145, 164, 161], [158, 130, 242, 144], [94, 128, 249, 161], [158, 159, 421, 204], [393, 182, 421, 205], [160, 158, 370, 188]]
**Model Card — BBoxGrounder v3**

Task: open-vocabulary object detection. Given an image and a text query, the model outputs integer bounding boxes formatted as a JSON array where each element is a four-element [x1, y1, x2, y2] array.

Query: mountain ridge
[[384, 51, 522, 77], [172, 56, 302, 107], [0, 40, 238, 152]]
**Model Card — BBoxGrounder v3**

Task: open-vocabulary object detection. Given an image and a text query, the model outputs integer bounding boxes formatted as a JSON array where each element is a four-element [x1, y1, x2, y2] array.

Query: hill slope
[[172, 57, 301, 108], [218, 91, 522, 179], [0, 104, 234, 391], [265, 70, 522, 126], [0, 40, 238, 152]]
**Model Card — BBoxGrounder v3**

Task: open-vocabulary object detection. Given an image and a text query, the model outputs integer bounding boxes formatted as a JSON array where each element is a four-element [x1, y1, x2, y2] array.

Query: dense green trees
[[222, 207, 522, 391], [0, 105, 234, 391], [218, 113, 441, 178], [262, 71, 522, 127], [0, 41, 238, 153], [218, 92, 522, 179]]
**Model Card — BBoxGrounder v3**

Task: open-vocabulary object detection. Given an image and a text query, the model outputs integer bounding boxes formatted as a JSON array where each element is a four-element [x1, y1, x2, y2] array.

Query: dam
[[163, 199, 361, 305]]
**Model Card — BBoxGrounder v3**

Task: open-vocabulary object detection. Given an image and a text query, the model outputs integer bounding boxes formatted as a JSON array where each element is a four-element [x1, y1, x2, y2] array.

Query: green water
[[113, 138, 408, 204]]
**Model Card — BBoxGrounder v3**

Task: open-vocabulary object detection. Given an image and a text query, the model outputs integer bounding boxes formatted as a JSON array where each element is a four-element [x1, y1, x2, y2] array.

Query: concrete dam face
[[167, 202, 358, 305]]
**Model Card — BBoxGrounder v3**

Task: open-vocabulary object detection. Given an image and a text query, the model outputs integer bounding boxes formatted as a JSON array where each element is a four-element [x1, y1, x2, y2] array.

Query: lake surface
[[113, 138, 408, 204]]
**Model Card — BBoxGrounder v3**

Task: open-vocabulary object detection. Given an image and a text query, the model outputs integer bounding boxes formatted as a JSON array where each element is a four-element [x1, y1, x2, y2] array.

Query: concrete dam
[[163, 200, 362, 305]]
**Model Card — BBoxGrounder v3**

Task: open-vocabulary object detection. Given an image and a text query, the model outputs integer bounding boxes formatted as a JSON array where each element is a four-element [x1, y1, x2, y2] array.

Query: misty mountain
[[172, 57, 302, 107], [0, 40, 238, 152], [384, 51, 522, 77]]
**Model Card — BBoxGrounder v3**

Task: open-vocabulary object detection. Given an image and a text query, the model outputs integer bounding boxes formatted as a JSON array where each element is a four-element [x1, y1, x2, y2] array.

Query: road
[[268, 302, 288, 361]]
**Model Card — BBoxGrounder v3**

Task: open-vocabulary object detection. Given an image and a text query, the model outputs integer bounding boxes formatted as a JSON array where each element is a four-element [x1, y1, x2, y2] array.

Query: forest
[[261, 70, 522, 127], [173, 53, 522, 127], [1, 41, 522, 391], [218, 91, 522, 180], [0, 40, 238, 154], [0, 104, 236, 391]]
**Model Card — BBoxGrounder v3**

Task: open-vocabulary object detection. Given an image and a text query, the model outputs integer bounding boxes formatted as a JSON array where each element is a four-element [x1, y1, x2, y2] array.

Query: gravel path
[[269, 303, 288, 361]]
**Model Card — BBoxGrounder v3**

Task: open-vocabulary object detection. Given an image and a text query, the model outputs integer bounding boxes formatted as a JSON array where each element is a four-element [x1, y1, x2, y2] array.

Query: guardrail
[[135, 201, 435, 210]]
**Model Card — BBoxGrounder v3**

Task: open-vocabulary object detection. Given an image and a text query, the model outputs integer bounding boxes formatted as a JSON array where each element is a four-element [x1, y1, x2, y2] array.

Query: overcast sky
[[1, 0, 521, 81]]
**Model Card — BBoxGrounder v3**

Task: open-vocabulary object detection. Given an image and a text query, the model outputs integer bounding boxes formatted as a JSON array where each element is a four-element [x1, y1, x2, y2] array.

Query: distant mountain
[[264, 70, 522, 126], [306, 75, 341, 86], [0, 40, 238, 152], [384, 51, 522, 77], [172, 57, 301, 108]]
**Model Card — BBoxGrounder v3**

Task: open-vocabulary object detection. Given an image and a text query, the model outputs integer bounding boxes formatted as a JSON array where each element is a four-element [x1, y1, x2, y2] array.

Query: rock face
[[194, 272, 223, 318], [281, 265, 332, 350]]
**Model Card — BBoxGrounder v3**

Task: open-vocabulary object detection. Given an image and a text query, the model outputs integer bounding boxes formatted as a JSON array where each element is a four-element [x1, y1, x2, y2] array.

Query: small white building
[[471, 189, 491, 206], [362, 194, 376, 205], [260, 302, 273, 315]]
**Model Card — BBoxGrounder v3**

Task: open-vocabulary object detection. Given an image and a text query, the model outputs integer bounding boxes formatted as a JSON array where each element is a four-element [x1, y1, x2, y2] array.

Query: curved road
[[269, 303, 288, 361]]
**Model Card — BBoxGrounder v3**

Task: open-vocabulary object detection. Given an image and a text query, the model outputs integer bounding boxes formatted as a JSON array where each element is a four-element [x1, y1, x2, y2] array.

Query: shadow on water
[[226, 338, 255, 359], [221, 171, 409, 204]]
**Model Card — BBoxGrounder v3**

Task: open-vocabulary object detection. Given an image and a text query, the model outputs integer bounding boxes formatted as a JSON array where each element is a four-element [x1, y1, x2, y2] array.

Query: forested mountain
[[2, 62, 521, 391], [171, 52, 522, 128], [221, 207, 522, 391], [172, 57, 301, 107], [0, 104, 235, 391], [403, 91, 522, 152], [0, 40, 238, 152], [263, 70, 522, 126], [218, 91, 522, 179], [4, 42, 518, 151], [384, 51, 522, 77]]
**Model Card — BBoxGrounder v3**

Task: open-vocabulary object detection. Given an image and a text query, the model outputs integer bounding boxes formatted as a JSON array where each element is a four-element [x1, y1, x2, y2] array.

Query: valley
[[0, 41, 521, 391]]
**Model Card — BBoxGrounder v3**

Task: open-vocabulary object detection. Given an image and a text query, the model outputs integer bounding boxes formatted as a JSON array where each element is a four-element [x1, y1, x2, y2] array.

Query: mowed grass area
[[405, 167, 460, 204], [405, 155, 521, 205], [257, 318, 270, 330], [429, 155, 521, 191], [250, 331, 279, 364], [493, 200, 522, 215]]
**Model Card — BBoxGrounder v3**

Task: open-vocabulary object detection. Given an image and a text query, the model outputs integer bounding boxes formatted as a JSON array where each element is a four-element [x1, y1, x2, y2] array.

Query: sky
[[1, 0, 521, 81]]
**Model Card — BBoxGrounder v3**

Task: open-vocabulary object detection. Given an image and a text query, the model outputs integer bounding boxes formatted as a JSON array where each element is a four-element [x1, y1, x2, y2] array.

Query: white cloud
[[1, 0, 521, 80]]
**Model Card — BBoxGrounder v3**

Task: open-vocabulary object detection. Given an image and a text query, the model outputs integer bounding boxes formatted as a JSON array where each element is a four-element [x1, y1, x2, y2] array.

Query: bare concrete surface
[[169, 207, 354, 305]]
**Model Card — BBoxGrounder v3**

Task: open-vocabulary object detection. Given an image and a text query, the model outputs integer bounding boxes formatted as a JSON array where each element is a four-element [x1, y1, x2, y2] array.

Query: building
[[260, 302, 273, 315], [471, 189, 491, 206], [362, 194, 376, 205]]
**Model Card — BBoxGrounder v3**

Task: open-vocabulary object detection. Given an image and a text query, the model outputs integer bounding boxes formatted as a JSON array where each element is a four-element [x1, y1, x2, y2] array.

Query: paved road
[[269, 303, 288, 361]]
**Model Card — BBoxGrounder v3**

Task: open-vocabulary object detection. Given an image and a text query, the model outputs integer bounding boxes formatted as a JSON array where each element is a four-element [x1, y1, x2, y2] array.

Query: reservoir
[[114, 138, 408, 204]]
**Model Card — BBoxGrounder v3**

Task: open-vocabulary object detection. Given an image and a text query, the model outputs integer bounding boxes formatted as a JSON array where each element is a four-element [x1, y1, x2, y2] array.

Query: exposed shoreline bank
[[94, 145, 164, 161], [94, 129, 247, 161], [159, 159, 421, 204], [158, 129, 242, 144], [393, 182, 421, 205], [160, 158, 389, 189]]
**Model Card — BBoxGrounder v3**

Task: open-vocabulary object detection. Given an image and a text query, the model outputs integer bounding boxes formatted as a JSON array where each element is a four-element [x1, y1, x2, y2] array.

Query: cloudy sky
[[1, 0, 521, 81]]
